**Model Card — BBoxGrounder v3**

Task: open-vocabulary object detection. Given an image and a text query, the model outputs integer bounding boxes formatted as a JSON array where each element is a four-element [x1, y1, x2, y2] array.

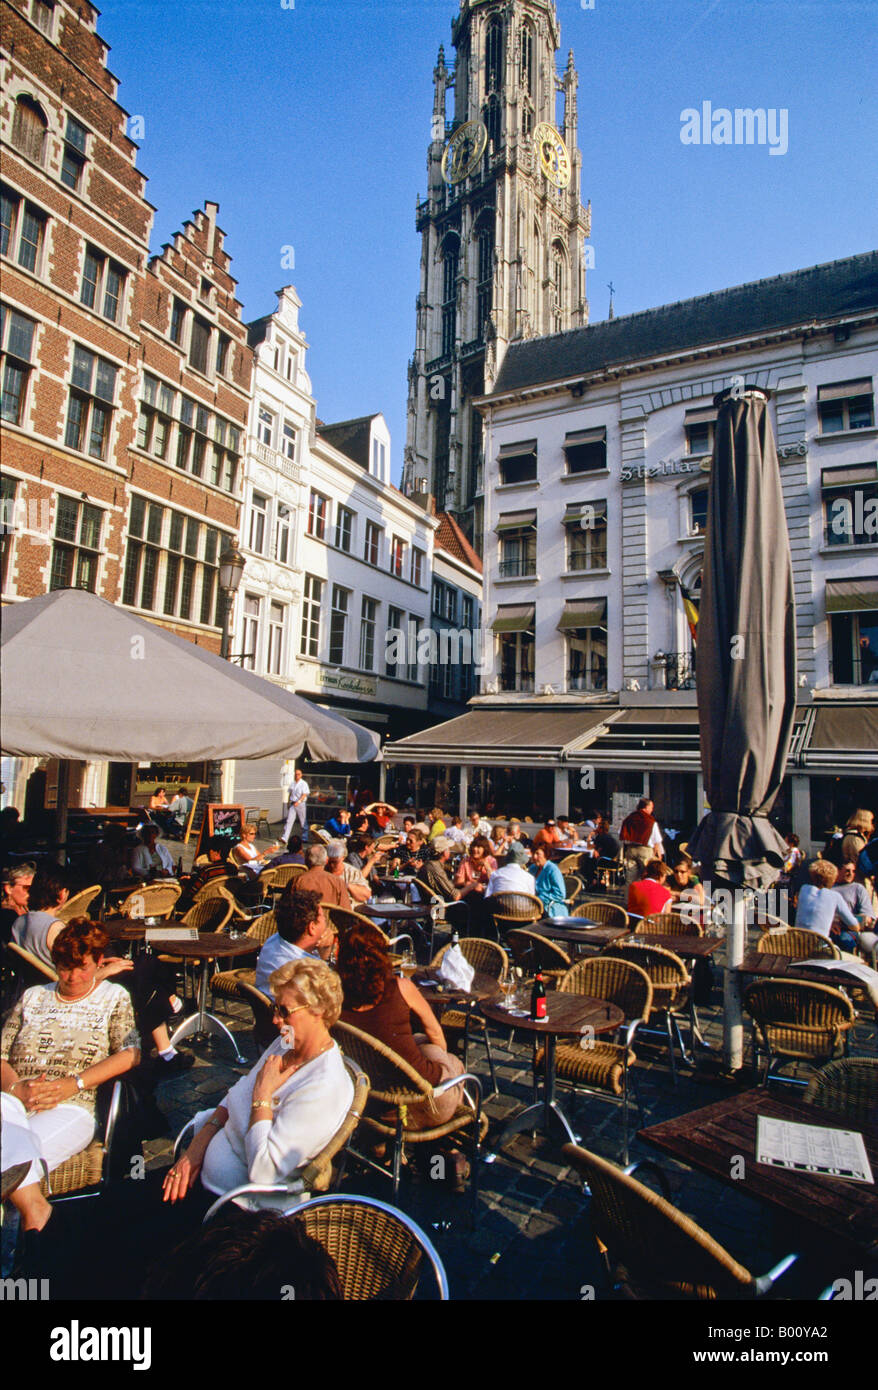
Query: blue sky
[[98, 0, 877, 481]]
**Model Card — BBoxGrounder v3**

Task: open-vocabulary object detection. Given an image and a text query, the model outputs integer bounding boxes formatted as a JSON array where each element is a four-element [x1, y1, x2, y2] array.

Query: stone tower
[[402, 0, 590, 547]]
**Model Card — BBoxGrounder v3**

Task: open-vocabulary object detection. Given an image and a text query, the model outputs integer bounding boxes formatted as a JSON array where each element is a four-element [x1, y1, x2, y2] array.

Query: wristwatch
[[74, 1075, 85, 1092]]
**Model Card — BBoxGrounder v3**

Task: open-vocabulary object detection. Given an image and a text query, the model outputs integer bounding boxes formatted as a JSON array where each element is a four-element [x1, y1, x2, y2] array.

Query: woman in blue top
[[324, 810, 351, 839], [529, 845, 567, 919]]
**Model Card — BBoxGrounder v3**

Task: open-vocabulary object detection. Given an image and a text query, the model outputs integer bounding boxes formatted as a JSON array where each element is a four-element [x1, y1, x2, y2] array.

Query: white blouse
[[200, 1039, 353, 1196]]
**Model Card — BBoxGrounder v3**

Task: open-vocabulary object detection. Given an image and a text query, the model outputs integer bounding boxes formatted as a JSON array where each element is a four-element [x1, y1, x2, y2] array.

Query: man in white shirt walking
[[283, 769, 310, 841]]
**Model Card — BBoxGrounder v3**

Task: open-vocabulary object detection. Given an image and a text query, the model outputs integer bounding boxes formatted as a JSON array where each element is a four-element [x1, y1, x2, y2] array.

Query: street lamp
[[208, 541, 246, 802]]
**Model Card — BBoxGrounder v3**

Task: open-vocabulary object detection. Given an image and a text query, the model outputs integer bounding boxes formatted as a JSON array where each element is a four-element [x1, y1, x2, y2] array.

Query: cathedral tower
[[402, 0, 590, 546]]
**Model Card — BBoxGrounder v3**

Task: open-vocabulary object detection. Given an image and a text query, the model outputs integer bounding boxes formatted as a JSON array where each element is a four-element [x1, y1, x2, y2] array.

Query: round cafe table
[[360, 900, 437, 960], [480, 992, 624, 1147], [168, 933, 258, 1065]]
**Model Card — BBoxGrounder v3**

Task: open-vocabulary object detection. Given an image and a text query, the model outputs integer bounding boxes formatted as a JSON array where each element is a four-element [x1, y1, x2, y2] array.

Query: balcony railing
[[651, 652, 696, 691], [498, 558, 536, 579], [500, 671, 535, 693]]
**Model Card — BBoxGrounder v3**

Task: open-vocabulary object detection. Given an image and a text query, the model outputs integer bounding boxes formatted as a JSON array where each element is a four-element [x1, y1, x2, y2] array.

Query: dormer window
[[11, 96, 48, 167]]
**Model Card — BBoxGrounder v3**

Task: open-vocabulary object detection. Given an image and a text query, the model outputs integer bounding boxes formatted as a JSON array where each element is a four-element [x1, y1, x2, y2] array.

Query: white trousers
[[1, 1091, 95, 1188], [283, 800, 307, 840]]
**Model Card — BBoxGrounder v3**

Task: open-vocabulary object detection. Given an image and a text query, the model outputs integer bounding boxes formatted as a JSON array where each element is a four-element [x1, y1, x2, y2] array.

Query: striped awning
[[825, 578, 878, 613], [557, 599, 607, 631], [491, 604, 535, 633]]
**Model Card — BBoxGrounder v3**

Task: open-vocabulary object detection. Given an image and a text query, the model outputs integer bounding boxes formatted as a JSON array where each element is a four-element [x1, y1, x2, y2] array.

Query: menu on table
[[756, 1116, 873, 1183], [144, 927, 199, 942]]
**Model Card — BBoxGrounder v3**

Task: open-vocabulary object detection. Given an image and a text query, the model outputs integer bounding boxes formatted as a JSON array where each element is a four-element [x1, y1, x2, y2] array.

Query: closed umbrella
[[687, 386, 796, 1069]]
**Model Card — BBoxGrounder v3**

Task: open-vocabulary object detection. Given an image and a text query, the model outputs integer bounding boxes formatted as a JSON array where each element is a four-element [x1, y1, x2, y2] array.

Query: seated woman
[[11, 865, 72, 966], [454, 834, 497, 901], [667, 855, 705, 906], [163, 958, 353, 1211], [231, 823, 274, 874], [336, 924, 467, 1185], [529, 844, 567, 918], [1, 919, 140, 1234], [627, 859, 674, 919]]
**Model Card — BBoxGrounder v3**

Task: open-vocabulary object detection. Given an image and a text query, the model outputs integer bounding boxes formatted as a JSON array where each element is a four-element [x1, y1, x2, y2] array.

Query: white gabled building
[[230, 288, 436, 818]]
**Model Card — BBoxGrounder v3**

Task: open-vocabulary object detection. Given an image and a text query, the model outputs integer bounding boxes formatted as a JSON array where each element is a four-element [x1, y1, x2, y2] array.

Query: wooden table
[[534, 918, 631, 951], [480, 992, 624, 1146], [736, 950, 861, 991], [629, 933, 722, 958], [360, 899, 436, 960], [414, 967, 501, 1008], [639, 1089, 878, 1258], [168, 933, 258, 1064]]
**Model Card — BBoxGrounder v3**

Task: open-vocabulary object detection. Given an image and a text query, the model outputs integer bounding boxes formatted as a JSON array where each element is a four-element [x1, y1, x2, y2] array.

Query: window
[[499, 631, 534, 693], [65, 345, 116, 459], [477, 226, 494, 339], [267, 602, 285, 675], [564, 501, 608, 571], [215, 333, 231, 377], [335, 504, 353, 553], [411, 546, 425, 587], [200, 527, 220, 627], [242, 594, 260, 671], [285, 352, 295, 382], [60, 115, 88, 191], [432, 582, 444, 618], [136, 374, 174, 459], [11, 97, 47, 166], [31, 1, 55, 35], [257, 406, 274, 448], [441, 243, 458, 357], [175, 396, 193, 471], [551, 243, 565, 332], [1, 188, 47, 273], [407, 614, 421, 682], [562, 602, 609, 692], [386, 605, 404, 677], [483, 99, 501, 150], [564, 428, 606, 475], [300, 575, 322, 657], [122, 495, 160, 610], [498, 440, 537, 485], [275, 503, 291, 565], [498, 512, 536, 577], [0, 304, 36, 424], [818, 379, 874, 434], [685, 407, 716, 457], [364, 520, 382, 566], [520, 23, 534, 96], [206, 416, 240, 493], [80, 246, 126, 323], [329, 586, 350, 666], [359, 597, 377, 670], [1, 474, 16, 589], [522, 101, 534, 139], [273, 344, 282, 374], [248, 493, 267, 553], [822, 464, 878, 547], [307, 490, 328, 540], [461, 595, 474, 630], [443, 585, 457, 622], [390, 536, 407, 577], [49, 495, 102, 592], [282, 420, 296, 461], [162, 511, 199, 622], [123, 495, 226, 626], [170, 298, 187, 345], [189, 316, 211, 374], [371, 437, 386, 478], [689, 488, 709, 536], [829, 601, 878, 685], [486, 18, 504, 94]]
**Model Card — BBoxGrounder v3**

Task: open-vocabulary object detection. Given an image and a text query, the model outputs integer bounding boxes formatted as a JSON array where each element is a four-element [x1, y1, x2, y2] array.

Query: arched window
[[520, 24, 534, 98], [476, 225, 494, 339], [483, 99, 501, 149], [522, 101, 534, 139], [486, 18, 503, 94], [441, 240, 459, 357], [551, 242, 566, 332], [11, 96, 48, 166]]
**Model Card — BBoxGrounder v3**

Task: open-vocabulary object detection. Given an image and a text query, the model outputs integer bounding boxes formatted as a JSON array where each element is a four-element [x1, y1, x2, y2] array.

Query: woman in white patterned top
[[1, 918, 140, 1234]]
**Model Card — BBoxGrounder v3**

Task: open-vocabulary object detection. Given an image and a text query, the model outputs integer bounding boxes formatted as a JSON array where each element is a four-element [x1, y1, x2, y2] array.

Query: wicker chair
[[54, 884, 103, 923], [557, 854, 585, 875], [323, 904, 415, 962], [429, 937, 507, 1093], [180, 894, 234, 934], [490, 891, 545, 935], [638, 912, 705, 939], [179, 1060, 370, 1207], [332, 1019, 486, 1205], [310, 826, 331, 847], [118, 882, 182, 919], [5, 940, 58, 990], [237, 980, 278, 1049], [562, 1144, 799, 1300], [601, 942, 692, 1084], [755, 928, 841, 960], [743, 979, 856, 1087], [39, 1080, 123, 1201], [210, 911, 278, 1004], [563, 874, 585, 906], [544, 957, 653, 1163], [266, 863, 306, 896], [506, 928, 571, 984], [803, 1057, 878, 1127], [575, 901, 630, 930]]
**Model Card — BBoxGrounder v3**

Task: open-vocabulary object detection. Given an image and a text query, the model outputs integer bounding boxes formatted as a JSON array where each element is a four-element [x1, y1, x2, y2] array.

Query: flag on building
[[679, 580, 700, 644]]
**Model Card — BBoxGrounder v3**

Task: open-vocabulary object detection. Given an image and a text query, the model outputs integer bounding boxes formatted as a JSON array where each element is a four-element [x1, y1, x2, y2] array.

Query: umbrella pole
[[723, 893, 746, 1071], [54, 758, 70, 867]]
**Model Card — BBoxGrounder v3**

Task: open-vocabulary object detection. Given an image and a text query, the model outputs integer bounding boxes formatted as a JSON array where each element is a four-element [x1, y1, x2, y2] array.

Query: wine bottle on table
[[530, 969, 547, 1021]]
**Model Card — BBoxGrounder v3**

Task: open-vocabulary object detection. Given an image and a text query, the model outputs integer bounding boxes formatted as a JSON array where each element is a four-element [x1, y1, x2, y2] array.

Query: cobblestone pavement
[[139, 835, 875, 1300]]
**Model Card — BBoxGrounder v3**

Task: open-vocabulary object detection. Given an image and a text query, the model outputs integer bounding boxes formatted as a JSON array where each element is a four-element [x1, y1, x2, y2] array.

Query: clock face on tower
[[442, 120, 488, 184], [534, 123, 571, 188]]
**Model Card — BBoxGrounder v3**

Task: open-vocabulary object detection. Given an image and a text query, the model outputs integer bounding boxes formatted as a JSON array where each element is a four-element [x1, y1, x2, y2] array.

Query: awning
[[825, 578, 878, 613], [564, 427, 606, 447], [562, 502, 607, 526], [821, 463, 877, 489], [497, 439, 537, 458], [684, 405, 718, 425], [801, 704, 878, 774], [491, 604, 535, 633], [382, 707, 616, 767], [583, 707, 703, 770], [557, 599, 607, 630], [495, 511, 536, 532], [817, 379, 872, 402]]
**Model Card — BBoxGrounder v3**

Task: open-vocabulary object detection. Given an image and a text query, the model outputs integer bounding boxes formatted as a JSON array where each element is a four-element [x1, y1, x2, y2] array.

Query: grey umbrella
[[687, 386, 796, 1068]]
